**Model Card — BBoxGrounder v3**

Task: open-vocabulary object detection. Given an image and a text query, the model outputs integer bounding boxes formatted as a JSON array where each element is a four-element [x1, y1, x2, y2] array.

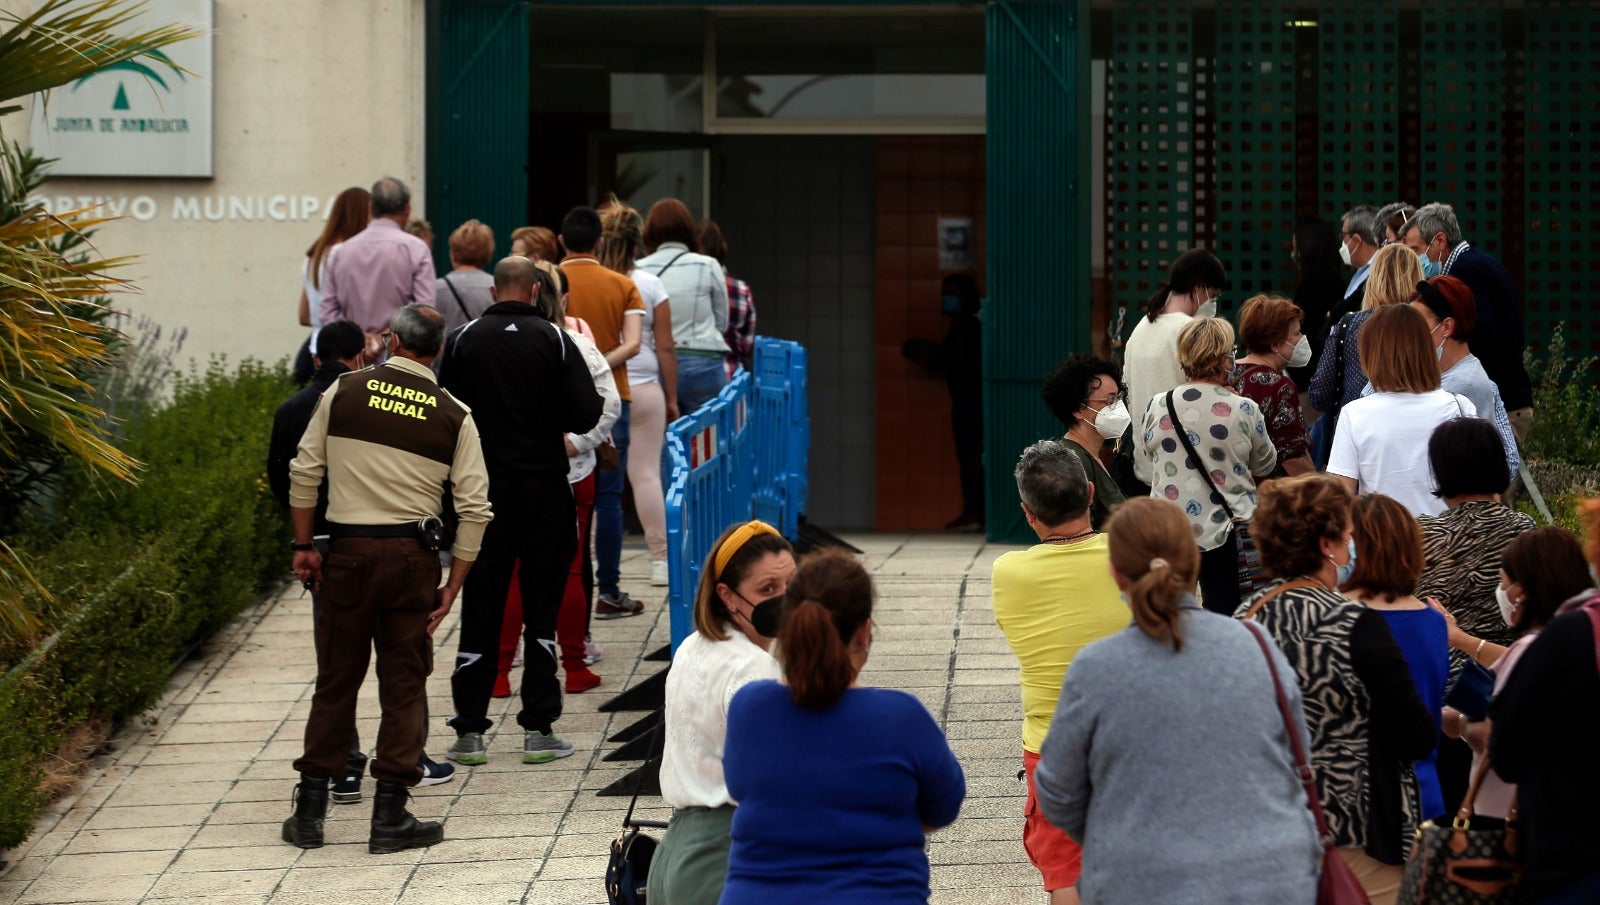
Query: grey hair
[[1341, 205, 1379, 248], [371, 176, 411, 217], [1374, 202, 1417, 242], [390, 303, 445, 356], [1014, 440, 1091, 527], [1404, 202, 1463, 247]]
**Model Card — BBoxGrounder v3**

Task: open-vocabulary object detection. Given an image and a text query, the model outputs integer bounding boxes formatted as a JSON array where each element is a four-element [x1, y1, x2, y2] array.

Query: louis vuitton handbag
[[1397, 756, 1520, 904]]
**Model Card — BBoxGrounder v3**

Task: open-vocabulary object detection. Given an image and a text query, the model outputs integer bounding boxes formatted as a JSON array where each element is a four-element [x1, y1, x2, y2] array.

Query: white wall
[[20, 0, 429, 370]]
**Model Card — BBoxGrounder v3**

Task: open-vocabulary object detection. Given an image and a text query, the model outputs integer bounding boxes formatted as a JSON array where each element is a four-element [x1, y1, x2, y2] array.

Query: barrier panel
[[664, 338, 808, 653]]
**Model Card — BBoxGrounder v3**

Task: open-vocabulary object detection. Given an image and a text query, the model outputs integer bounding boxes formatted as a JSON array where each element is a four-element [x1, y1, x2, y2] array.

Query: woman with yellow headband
[[649, 520, 796, 905]]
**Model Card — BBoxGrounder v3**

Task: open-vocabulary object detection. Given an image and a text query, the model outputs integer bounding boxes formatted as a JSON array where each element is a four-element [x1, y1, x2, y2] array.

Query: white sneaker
[[584, 636, 603, 666], [650, 560, 669, 587]]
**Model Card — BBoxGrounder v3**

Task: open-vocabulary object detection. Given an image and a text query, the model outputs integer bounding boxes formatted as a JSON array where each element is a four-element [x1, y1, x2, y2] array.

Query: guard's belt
[[327, 523, 417, 539]]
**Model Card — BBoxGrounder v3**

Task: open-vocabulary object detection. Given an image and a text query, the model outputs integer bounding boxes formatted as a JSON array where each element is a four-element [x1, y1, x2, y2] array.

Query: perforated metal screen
[[1422, 0, 1502, 258]]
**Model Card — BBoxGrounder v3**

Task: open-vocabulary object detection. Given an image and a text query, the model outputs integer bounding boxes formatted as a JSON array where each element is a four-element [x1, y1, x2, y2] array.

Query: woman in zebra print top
[[1238, 474, 1437, 905]]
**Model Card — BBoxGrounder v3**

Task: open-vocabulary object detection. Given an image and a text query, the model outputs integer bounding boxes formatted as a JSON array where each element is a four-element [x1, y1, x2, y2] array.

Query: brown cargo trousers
[[293, 535, 439, 786]]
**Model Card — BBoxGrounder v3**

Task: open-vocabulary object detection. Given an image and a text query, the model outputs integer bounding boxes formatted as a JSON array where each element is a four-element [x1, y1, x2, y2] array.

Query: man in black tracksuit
[[439, 256, 603, 764]]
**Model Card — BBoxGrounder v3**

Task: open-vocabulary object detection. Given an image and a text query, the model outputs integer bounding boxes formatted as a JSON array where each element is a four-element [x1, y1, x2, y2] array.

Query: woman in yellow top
[[992, 440, 1132, 905]]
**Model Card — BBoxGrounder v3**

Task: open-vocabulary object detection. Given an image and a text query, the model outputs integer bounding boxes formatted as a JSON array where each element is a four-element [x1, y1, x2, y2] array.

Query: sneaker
[[417, 755, 455, 786], [944, 514, 984, 532], [594, 591, 643, 620], [565, 667, 601, 694], [523, 730, 574, 764], [331, 753, 367, 804], [650, 560, 669, 587], [445, 732, 487, 766], [584, 636, 603, 666]]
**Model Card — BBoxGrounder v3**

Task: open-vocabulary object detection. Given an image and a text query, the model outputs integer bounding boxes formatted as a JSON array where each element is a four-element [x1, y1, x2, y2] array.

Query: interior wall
[[873, 136, 987, 531], [714, 136, 877, 531]]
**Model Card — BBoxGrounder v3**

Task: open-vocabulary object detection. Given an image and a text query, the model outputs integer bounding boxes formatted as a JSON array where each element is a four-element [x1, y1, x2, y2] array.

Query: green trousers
[[645, 805, 737, 905]]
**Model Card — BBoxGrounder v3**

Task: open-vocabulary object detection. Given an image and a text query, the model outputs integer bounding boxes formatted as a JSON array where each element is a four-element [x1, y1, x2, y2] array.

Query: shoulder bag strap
[[1165, 389, 1238, 523], [1243, 620, 1334, 841], [1240, 579, 1317, 622], [620, 712, 666, 831], [440, 275, 470, 320], [654, 251, 690, 278]]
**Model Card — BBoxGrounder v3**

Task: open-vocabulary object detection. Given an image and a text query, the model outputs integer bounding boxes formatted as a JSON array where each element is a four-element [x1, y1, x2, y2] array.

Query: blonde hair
[[1177, 316, 1236, 380], [1106, 498, 1200, 651], [1363, 243, 1426, 311], [598, 201, 644, 276]]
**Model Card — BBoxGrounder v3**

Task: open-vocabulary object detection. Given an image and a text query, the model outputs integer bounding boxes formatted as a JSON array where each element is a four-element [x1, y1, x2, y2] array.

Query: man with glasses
[[1338, 204, 1381, 315]]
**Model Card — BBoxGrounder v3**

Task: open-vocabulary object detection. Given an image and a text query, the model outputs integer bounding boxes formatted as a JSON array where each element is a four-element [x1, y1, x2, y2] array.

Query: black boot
[[281, 775, 329, 849], [368, 780, 443, 854]]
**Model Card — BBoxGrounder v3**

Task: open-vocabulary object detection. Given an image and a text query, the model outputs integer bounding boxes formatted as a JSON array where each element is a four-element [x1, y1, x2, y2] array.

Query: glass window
[[714, 13, 985, 121], [530, 8, 706, 133]]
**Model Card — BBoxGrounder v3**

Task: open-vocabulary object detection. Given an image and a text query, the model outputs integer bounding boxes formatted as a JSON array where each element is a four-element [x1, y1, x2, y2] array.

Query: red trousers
[[497, 474, 595, 681]]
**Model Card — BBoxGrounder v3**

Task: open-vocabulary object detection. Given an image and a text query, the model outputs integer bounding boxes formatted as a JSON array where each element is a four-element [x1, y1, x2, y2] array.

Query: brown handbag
[[1396, 755, 1520, 903], [1243, 620, 1372, 905]]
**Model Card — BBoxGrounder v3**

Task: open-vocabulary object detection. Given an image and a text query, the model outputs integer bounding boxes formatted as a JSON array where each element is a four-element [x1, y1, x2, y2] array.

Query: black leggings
[[1198, 530, 1242, 616]]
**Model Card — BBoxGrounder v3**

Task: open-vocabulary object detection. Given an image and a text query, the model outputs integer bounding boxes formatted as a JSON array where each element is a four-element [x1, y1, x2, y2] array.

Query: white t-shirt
[[564, 330, 621, 484], [626, 269, 670, 386], [658, 626, 781, 809], [1124, 311, 1193, 483], [1327, 389, 1476, 517]]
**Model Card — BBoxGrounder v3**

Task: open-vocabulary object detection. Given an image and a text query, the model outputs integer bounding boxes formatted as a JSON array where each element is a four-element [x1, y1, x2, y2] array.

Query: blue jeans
[[662, 356, 730, 490], [594, 401, 630, 599]]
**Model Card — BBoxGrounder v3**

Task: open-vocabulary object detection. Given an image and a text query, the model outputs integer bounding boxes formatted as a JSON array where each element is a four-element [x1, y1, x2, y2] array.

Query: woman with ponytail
[[719, 550, 965, 905], [1032, 497, 1321, 904], [649, 521, 796, 905]]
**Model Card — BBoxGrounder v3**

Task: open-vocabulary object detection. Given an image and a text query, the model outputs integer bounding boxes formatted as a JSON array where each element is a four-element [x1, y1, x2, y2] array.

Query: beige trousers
[[1337, 846, 1401, 905]]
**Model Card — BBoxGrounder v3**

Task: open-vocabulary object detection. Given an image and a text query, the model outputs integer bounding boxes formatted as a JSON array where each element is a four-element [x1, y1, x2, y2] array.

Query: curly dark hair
[[1250, 473, 1354, 580], [1042, 354, 1124, 430]]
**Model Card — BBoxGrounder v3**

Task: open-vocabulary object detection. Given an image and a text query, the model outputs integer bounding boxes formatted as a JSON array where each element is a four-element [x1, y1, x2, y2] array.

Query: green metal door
[[984, 0, 1090, 543], [425, 0, 530, 273]]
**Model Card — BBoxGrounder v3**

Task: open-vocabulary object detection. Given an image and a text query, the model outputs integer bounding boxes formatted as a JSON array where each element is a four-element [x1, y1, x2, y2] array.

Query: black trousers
[[1198, 530, 1242, 616], [449, 475, 576, 736], [951, 396, 984, 520]]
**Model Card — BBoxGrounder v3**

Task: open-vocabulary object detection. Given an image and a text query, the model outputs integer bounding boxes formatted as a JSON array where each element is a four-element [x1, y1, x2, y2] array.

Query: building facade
[[23, 0, 1600, 538]]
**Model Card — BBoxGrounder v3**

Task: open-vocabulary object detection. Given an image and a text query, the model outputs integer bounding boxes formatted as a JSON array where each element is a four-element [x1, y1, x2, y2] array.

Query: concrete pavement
[[0, 535, 1044, 905]]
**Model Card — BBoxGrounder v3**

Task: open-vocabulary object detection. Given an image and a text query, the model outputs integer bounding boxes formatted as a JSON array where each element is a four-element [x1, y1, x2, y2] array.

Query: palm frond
[[0, 0, 202, 108]]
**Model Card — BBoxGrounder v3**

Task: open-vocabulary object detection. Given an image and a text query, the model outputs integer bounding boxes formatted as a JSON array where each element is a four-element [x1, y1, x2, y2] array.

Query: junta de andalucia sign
[[30, 0, 214, 178]]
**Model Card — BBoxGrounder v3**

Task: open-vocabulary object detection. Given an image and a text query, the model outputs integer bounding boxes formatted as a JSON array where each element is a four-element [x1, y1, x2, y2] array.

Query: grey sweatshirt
[[1033, 596, 1322, 905]]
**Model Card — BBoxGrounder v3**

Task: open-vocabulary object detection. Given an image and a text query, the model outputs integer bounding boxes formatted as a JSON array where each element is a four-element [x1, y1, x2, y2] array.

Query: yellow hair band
[[714, 520, 781, 580]]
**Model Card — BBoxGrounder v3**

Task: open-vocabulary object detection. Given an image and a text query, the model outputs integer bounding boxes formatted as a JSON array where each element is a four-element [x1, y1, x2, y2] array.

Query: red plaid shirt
[[723, 273, 756, 378]]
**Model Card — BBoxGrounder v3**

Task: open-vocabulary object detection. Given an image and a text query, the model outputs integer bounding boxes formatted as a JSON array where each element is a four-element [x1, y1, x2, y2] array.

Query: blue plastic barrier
[[750, 337, 809, 540], [664, 338, 808, 653]]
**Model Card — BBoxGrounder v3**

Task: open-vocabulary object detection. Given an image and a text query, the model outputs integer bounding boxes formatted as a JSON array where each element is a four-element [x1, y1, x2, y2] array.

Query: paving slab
[[0, 534, 1056, 904]]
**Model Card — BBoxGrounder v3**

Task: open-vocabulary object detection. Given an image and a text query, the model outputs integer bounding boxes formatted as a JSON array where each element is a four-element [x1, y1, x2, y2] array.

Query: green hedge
[[0, 359, 292, 849]]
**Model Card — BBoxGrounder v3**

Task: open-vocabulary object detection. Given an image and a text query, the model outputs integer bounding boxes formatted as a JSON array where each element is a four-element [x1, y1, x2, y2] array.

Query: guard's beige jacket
[[289, 356, 492, 560]]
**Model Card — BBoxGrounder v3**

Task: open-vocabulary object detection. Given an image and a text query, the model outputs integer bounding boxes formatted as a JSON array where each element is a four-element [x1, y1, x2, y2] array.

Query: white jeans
[[627, 379, 668, 562]]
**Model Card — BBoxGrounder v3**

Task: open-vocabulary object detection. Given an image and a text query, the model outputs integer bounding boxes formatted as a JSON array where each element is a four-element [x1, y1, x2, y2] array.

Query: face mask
[[1284, 335, 1312, 369], [941, 295, 960, 315], [1419, 249, 1442, 279], [1339, 238, 1354, 267], [1495, 586, 1517, 627], [1196, 296, 1219, 319], [1089, 400, 1132, 440], [1331, 537, 1357, 586], [737, 592, 786, 638]]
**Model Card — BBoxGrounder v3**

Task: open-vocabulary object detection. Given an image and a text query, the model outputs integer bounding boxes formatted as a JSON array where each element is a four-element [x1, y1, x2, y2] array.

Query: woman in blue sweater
[[719, 550, 966, 905]]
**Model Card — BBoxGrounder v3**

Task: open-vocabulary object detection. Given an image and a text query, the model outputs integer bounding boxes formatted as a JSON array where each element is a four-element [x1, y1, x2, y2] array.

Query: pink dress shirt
[[319, 217, 436, 333]]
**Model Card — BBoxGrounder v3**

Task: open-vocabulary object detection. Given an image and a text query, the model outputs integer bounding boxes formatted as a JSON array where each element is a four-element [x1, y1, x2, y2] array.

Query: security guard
[[282, 303, 492, 853]]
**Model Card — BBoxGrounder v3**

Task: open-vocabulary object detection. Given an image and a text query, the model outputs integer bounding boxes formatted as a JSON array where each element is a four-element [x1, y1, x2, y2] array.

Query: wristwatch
[[290, 541, 317, 552]]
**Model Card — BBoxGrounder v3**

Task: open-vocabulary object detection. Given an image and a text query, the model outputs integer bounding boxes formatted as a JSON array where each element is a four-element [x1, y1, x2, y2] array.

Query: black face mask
[[737, 592, 786, 638]]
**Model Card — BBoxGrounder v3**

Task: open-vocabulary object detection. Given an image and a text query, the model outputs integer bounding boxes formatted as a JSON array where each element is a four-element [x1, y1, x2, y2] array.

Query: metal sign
[[29, 0, 214, 178]]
